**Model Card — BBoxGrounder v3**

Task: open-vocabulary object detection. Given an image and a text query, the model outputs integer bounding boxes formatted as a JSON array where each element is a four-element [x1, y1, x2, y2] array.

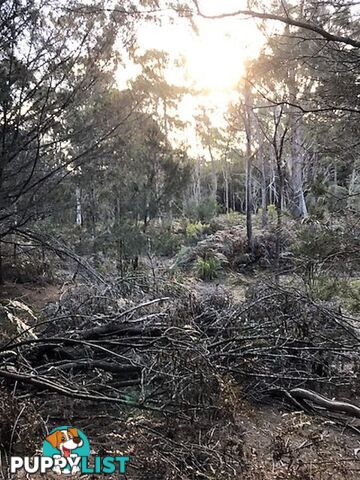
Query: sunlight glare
[[115, 3, 265, 149], [185, 33, 245, 91]]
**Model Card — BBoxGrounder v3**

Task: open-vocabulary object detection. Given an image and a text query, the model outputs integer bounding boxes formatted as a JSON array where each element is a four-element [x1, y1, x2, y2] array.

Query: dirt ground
[[0, 282, 61, 311], [7, 404, 360, 480]]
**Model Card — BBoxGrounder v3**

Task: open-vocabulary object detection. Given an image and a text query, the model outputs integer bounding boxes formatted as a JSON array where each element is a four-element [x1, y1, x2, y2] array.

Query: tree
[[195, 109, 219, 203], [0, 0, 135, 241], [244, 79, 254, 251]]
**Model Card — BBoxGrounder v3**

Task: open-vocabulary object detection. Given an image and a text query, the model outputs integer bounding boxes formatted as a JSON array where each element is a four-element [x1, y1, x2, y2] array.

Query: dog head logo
[[42, 426, 90, 475]]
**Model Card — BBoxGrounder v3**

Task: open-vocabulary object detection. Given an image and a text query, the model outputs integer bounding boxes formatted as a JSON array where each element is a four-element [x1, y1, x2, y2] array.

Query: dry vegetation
[[0, 216, 360, 479]]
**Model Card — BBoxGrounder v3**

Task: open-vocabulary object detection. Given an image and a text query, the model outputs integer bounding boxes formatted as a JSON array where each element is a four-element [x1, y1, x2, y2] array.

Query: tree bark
[[208, 145, 217, 202], [255, 115, 268, 227], [244, 81, 253, 251], [290, 112, 308, 218], [75, 186, 82, 226]]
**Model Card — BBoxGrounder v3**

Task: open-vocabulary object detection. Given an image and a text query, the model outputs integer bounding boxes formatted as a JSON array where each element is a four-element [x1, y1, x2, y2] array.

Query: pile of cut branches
[[1, 276, 359, 412], [1, 275, 360, 478]]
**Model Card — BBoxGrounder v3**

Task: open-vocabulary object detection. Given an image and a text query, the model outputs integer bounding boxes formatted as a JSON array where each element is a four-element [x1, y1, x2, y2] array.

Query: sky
[[116, 0, 266, 154]]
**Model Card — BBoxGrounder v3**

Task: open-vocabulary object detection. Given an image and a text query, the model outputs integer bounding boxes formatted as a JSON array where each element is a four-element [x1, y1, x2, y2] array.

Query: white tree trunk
[[208, 145, 217, 201], [290, 113, 308, 218], [76, 186, 82, 226], [254, 115, 268, 227], [244, 81, 253, 251]]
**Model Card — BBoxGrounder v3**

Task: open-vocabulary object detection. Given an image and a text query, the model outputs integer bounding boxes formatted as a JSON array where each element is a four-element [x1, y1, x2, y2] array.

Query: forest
[[0, 0, 360, 478]]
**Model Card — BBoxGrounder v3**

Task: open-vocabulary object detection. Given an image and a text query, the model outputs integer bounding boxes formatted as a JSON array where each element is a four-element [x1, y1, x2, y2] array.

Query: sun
[[185, 32, 246, 92], [115, 7, 265, 137], [128, 10, 264, 93]]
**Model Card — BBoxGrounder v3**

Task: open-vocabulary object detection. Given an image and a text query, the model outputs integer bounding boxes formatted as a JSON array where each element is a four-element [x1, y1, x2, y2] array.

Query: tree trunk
[[290, 112, 308, 218], [222, 158, 230, 214], [0, 241, 3, 285], [75, 186, 82, 226], [255, 115, 268, 227], [272, 106, 288, 282], [275, 158, 284, 277], [224, 174, 229, 214], [244, 81, 253, 251], [208, 145, 217, 202], [261, 165, 268, 227], [192, 156, 202, 207]]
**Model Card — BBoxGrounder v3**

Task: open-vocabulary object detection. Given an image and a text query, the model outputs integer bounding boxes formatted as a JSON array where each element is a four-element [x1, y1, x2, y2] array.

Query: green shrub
[[346, 279, 360, 313], [327, 184, 348, 213], [170, 245, 193, 270], [194, 255, 221, 281], [112, 220, 146, 257], [209, 212, 245, 232], [348, 184, 360, 212], [150, 229, 183, 256], [268, 204, 276, 218], [185, 197, 219, 222], [223, 210, 244, 227], [314, 276, 342, 301], [186, 221, 209, 243], [307, 203, 326, 219], [292, 224, 341, 261], [197, 197, 219, 222], [314, 277, 360, 314]]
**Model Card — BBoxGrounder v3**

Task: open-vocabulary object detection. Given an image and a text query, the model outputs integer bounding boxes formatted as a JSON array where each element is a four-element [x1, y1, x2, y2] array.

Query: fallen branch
[[290, 388, 360, 418]]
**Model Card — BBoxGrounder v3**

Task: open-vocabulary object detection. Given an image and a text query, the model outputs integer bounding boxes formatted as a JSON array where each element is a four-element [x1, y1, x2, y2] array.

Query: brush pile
[[0, 272, 360, 478]]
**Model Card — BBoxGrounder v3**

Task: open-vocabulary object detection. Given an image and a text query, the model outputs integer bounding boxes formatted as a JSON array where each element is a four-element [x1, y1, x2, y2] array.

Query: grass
[[194, 255, 221, 281]]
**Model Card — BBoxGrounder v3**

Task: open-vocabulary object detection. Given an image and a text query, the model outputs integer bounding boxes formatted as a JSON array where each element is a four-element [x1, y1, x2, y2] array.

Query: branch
[[193, 0, 360, 48], [0, 369, 161, 411], [291, 388, 360, 418]]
